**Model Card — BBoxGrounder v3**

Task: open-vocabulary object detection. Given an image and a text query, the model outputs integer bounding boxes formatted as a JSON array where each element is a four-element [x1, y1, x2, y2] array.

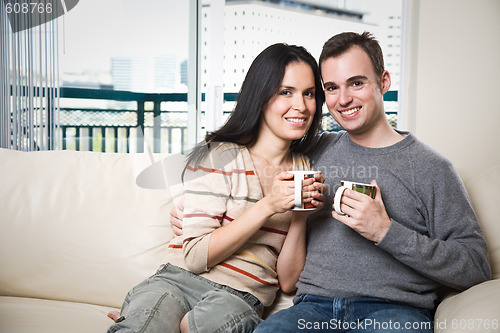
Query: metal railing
[[59, 87, 190, 154], [9, 87, 398, 153]]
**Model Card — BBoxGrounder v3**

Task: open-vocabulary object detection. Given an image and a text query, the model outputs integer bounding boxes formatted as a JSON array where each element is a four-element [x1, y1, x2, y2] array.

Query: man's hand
[[331, 180, 391, 243], [170, 198, 184, 236]]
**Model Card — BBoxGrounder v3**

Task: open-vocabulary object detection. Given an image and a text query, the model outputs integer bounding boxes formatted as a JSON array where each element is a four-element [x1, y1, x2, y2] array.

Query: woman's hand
[[301, 171, 326, 213], [263, 171, 326, 215], [261, 171, 296, 215]]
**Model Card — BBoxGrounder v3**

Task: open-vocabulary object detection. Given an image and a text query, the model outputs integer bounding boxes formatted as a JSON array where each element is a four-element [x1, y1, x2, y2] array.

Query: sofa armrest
[[434, 279, 500, 332]]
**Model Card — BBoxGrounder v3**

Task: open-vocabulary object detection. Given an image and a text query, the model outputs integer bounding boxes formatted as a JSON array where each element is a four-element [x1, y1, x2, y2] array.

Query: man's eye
[[326, 86, 337, 92], [353, 81, 363, 87]]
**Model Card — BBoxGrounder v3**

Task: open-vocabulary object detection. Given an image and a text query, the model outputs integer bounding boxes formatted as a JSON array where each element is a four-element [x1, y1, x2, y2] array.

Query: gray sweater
[[297, 130, 490, 309]]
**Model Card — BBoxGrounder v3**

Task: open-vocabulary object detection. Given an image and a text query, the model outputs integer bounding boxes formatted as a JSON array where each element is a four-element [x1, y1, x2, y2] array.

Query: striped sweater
[[165, 142, 311, 306]]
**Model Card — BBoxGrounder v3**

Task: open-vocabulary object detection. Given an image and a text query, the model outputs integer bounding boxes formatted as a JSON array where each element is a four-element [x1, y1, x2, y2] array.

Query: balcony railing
[[58, 87, 191, 154], [10, 87, 398, 153]]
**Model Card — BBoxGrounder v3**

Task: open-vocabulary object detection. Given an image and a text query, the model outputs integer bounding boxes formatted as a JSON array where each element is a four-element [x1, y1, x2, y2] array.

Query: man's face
[[321, 46, 389, 137]]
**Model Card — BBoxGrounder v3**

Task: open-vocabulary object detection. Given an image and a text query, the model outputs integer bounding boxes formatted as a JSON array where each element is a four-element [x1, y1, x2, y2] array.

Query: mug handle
[[334, 186, 348, 215], [294, 174, 303, 209]]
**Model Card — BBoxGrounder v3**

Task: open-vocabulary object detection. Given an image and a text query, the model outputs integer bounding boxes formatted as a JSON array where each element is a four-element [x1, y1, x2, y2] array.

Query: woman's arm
[[206, 171, 296, 268], [208, 170, 326, 269], [276, 212, 308, 293], [182, 167, 297, 273], [277, 174, 326, 292]]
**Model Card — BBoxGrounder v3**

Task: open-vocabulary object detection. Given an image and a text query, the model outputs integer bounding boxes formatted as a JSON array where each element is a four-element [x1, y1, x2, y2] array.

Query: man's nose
[[339, 88, 352, 106]]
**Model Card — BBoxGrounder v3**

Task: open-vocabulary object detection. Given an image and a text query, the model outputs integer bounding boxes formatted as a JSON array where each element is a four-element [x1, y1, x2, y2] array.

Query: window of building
[[2, 0, 408, 153], [56, 0, 192, 153], [201, 0, 405, 133]]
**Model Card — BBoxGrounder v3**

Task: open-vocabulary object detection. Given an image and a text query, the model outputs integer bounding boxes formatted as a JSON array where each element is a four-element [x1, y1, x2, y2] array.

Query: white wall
[[408, 0, 500, 182]]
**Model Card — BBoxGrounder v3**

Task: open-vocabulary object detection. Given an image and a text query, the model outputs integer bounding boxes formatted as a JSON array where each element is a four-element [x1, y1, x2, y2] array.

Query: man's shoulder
[[310, 131, 344, 152], [407, 134, 452, 164], [319, 130, 344, 141], [405, 134, 456, 178]]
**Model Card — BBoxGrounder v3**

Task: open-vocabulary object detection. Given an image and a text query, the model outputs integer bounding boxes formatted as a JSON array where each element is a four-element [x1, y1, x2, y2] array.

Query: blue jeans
[[254, 295, 433, 332], [108, 263, 263, 333]]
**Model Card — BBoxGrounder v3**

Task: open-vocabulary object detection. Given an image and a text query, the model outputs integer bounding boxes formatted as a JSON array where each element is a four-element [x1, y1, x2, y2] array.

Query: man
[[252, 31, 490, 332], [169, 32, 490, 332]]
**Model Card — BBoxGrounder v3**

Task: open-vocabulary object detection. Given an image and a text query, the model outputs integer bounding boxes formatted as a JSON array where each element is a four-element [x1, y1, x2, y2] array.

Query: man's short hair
[[319, 31, 385, 86]]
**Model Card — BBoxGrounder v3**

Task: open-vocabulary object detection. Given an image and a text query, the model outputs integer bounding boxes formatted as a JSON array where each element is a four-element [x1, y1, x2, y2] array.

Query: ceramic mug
[[334, 180, 376, 215], [289, 171, 318, 211]]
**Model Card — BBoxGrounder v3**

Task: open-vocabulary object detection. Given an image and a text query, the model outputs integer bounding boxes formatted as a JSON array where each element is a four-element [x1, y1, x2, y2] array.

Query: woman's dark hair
[[184, 43, 324, 175]]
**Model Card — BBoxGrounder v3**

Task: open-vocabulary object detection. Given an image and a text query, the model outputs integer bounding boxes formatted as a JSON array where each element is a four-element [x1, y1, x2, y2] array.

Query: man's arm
[[333, 163, 490, 291], [382, 160, 490, 290], [170, 198, 183, 237]]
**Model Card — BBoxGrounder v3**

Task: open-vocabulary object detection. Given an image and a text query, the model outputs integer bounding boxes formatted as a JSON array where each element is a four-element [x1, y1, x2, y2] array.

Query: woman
[[107, 43, 325, 333]]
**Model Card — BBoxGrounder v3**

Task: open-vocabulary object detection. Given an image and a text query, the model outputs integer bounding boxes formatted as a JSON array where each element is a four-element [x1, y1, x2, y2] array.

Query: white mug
[[289, 171, 318, 211], [334, 180, 376, 215]]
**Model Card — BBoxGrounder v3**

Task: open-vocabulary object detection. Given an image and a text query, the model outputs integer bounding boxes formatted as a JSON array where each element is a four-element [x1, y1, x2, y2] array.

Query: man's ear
[[380, 70, 391, 94]]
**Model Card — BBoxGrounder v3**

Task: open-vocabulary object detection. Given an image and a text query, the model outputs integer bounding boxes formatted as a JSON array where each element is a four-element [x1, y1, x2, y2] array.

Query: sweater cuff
[[184, 233, 211, 274], [376, 219, 413, 254]]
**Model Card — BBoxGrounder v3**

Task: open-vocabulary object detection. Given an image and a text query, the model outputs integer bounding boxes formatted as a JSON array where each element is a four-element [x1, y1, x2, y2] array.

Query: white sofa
[[0, 148, 499, 333]]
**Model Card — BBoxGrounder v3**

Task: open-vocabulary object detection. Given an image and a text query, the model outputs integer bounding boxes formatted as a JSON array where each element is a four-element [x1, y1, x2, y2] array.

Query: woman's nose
[[293, 96, 306, 111]]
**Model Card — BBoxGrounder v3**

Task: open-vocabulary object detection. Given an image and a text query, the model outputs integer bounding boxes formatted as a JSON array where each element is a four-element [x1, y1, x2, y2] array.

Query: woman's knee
[[118, 277, 190, 328], [189, 289, 262, 332]]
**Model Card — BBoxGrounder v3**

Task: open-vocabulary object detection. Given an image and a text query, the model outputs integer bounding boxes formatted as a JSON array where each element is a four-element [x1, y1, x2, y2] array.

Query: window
[[2, 0, 409, 152], [57, 0, 193, 153], [201, 0, 405, 132]]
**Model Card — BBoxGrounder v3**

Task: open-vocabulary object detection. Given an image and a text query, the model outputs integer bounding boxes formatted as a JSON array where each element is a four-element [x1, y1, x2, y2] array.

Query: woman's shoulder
[[207, 142, 247, 160], [195, 141, 248, 169], [211, 141, 245, 153]]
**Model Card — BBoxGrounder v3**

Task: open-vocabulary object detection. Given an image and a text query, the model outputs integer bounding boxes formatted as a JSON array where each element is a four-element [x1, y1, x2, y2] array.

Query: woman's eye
[[280, 90, 291, 96]]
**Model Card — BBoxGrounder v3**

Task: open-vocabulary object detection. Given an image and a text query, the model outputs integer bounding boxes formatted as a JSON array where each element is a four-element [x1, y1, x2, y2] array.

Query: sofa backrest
[[0, 149, 182, 308], [0, 148, 497, 311], [461, 166, 500, 280]]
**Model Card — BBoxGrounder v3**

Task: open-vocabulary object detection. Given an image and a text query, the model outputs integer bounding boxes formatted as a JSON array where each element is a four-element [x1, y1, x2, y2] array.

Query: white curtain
[[1, 1, 60, 151]]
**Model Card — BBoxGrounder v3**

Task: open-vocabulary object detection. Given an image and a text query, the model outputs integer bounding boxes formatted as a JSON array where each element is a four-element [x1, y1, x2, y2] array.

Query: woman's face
[[259, 61, 317, 145]]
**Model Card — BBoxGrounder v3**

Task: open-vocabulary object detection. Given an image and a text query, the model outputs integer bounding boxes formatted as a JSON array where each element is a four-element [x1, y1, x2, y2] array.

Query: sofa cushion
[[0, 296, 117, 333], [0, 149, 177, 308], [434, 279, 500, 332]]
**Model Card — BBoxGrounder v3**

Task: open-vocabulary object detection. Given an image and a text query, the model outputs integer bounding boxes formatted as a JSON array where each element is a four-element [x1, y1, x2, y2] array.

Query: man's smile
[[339, 107, 361, 116]]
